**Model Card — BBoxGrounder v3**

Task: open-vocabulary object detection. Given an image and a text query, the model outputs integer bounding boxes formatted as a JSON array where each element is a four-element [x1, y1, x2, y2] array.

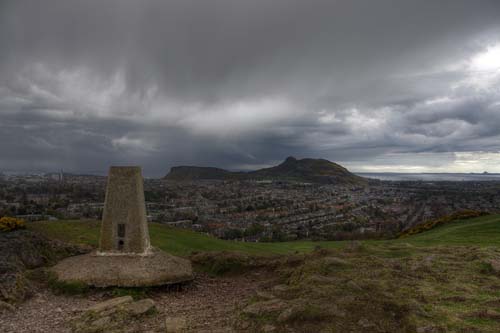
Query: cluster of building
[[1, 172, 499, 241], [144, 179, 500, 241]]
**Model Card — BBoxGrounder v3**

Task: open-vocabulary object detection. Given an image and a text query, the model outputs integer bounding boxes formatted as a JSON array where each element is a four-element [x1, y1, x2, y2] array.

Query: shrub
[[399, 210, 488, 238], [0, 216, 26, 232]]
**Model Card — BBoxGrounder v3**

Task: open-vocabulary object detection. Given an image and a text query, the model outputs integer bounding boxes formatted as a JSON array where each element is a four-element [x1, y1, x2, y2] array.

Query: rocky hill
[[165, 166, 231, 181], [249, 156, 366, 184], [164, 157, 367, 185]]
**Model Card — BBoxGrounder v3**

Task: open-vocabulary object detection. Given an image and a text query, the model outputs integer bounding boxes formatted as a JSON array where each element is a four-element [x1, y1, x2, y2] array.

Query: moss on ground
[[234, 245, 500, 332], [25, 267, 190, 299], [39, 269, 90, 295]]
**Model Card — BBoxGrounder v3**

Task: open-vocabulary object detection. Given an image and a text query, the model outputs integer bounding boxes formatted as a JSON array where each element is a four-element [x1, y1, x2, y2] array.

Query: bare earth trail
[[0, 273, 263, 333]]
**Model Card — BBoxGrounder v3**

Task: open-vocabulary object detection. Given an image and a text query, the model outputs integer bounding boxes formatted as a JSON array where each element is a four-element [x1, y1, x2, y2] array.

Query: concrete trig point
[[51, 166, 193, 287], [99, 166, 151, 255]]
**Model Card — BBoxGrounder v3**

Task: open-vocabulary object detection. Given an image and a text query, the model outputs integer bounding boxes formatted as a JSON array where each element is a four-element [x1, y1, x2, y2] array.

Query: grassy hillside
[[392, 214, 500, 247], [28, 220, 346, 257], [27, 215, 500, 332], [29, 214, 500, 257]]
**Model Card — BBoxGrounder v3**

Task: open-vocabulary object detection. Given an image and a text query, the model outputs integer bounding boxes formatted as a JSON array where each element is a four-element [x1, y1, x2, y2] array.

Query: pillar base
[[51, 247, 193, 287]]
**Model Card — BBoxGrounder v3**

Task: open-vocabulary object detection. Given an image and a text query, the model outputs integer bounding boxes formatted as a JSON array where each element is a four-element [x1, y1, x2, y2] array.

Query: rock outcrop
[[0, 229, 88, 303], [73, 296, 157, 333]]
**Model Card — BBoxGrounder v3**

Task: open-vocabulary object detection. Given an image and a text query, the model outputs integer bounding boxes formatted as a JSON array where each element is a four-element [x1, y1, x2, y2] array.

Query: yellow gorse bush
[[399, 210, 487, 238], [0, 216, 26, 232]]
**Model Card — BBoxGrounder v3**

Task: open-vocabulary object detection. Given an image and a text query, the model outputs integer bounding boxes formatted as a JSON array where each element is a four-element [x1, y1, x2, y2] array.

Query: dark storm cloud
[[1, 0, 500, 175]]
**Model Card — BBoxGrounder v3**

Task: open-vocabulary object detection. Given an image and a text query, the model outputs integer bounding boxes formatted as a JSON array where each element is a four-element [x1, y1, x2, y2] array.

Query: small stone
[[424, 255, 435, 264], [277, 306, 298, 322], [242, 299, 286, 317], [357, 318, 373, 328], [483, 299, 500, 307], [346, 280, 363, 291], [165, 316, 187, 332], [272, 284, 288, 293], [476, 309, 500, 320], [442, 295, 467, 303], [322, 257, 349, 267], [262, 324, 276, 332], [331, 304, 346, 318], [239, 321, 250, 330], [339, 295, 355, 304], [124, 298, 156, 316], [0, 300, 15, 312], [346, 240, 362, 251], [408, 301, 431, 318], [88, 296, 133, 312], [489, 259, 500, 274], [307, 274, 335, 284], [256, 291, 276, 300], [91, 316, 112, 329], [416, 326, 442, 333]]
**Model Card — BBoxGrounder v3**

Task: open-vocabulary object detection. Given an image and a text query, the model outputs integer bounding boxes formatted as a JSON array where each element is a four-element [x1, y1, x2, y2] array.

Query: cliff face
[[164, 166, 230, 181], [164, 157, 367, 185]]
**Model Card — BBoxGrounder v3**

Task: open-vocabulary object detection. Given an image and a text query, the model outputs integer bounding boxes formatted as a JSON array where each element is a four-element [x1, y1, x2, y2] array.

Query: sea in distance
[[356, 173, 500, 181]]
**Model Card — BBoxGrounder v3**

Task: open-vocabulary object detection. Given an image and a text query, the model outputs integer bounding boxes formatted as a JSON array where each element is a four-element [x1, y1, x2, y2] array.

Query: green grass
[[28, 219, 345, 257], [29, 214, 500, 257], [392, 214, 500, 247]]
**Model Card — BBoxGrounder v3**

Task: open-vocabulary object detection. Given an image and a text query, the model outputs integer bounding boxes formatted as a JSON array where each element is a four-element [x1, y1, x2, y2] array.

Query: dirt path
[[0, 272, 264, 333]]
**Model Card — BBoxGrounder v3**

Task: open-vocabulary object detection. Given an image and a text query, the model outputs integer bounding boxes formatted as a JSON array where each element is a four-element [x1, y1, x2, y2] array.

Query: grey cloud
[[1, 0, 500, 175]]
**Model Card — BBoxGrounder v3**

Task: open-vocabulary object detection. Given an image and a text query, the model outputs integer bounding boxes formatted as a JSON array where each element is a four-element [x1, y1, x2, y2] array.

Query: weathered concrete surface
[[52, 248, 193, 287], [87, 296, 133, 312], [99, 166, 150, 254], [52, 166, 193, 287], [165, 316, 188, 332], [123, 298, 156, 316]]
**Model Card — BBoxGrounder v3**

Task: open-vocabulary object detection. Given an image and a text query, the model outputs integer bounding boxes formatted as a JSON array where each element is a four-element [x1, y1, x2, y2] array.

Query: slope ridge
[[164, 156, 366, 185]]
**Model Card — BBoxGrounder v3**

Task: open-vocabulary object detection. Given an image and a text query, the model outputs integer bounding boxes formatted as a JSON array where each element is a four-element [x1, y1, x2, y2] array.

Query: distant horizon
[[2, 161, 500, 179]]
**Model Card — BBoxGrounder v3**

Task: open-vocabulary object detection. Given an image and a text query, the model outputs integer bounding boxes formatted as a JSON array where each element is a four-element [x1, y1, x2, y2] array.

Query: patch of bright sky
[[470, 44, 500, 71], [345, 151, 500, 173]]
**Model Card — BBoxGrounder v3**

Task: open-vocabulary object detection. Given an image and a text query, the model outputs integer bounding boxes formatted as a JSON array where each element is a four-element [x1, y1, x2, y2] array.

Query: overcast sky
[[1, 0, 500, 176]]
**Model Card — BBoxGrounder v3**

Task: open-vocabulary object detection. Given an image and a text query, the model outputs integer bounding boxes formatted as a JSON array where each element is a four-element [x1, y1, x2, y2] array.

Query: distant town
[[1, 166, 499, 242]]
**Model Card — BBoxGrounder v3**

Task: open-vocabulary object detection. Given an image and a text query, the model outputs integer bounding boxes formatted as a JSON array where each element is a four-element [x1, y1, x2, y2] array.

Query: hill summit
[[164, 157, 366, 185]]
